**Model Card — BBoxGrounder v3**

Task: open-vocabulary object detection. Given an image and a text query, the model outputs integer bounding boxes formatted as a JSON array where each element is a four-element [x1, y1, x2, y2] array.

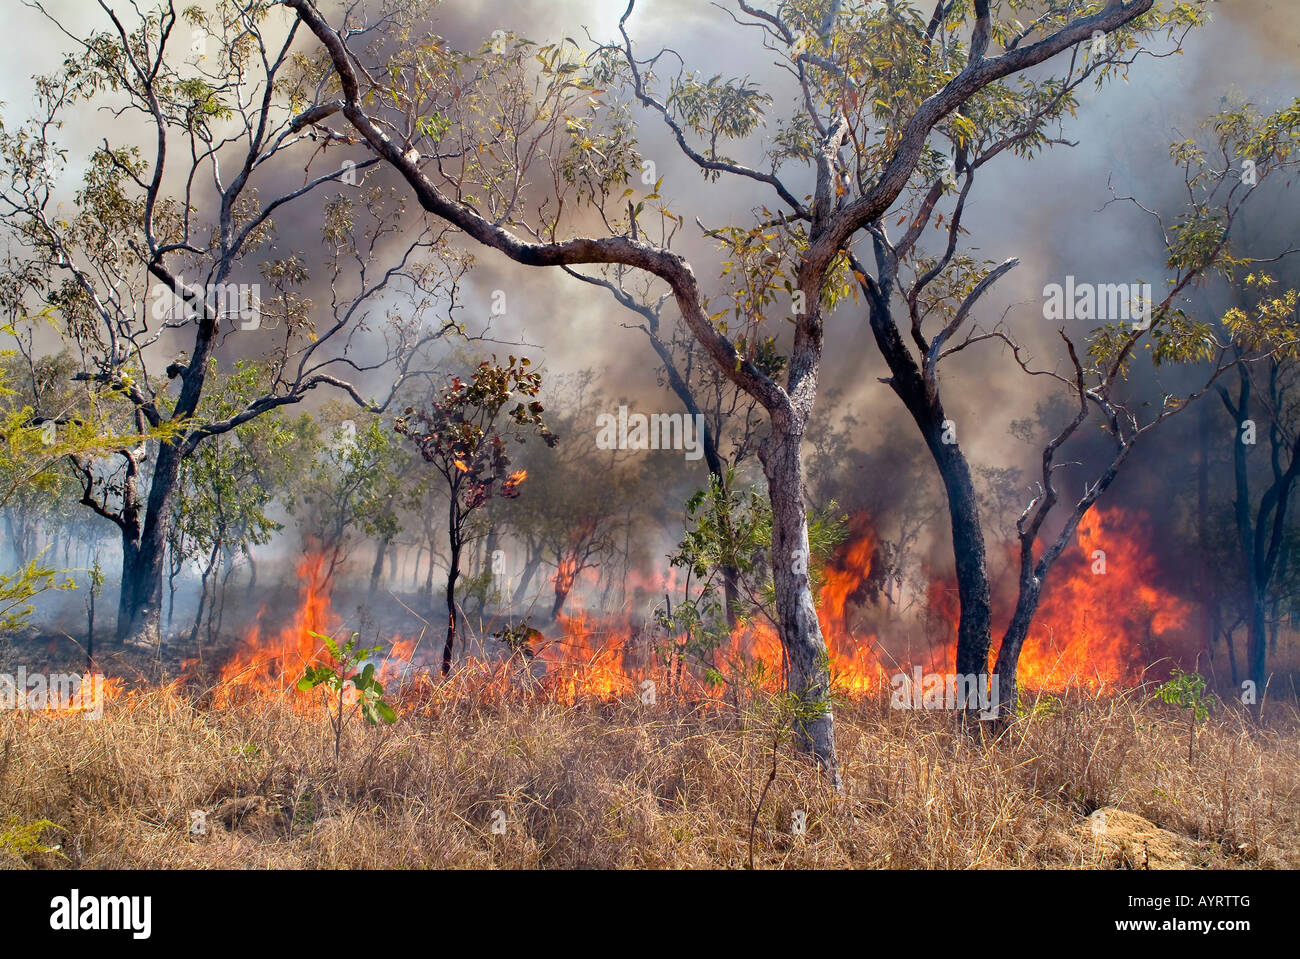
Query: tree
[[0, 335, 162, 632], [290, 407, 405, 586], [0, 0, 462, 644], [167, 359, 299, 642], [396, 357, 555, 676], [986, 102, 1300, 713], [287, 0, 1168, 782], [1213, 278, 1300, 709]]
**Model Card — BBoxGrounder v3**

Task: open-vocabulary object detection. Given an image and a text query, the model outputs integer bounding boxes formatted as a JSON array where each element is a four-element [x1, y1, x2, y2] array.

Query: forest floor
[[2, 631, 1298, 869]]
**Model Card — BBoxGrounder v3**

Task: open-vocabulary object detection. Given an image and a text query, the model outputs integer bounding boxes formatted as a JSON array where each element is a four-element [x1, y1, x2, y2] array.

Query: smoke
[[3, 0, 1298, 626]]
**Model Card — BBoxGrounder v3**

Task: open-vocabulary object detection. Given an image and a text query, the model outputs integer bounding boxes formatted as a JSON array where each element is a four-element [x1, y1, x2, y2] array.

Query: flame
[[818, 514, 886, 693], [149, 507, 1193, 718], [1016, 507, 1191, 690], [211, 552, 334, 706], [554, 556, 579, 596], [538, 613, 640, 702]]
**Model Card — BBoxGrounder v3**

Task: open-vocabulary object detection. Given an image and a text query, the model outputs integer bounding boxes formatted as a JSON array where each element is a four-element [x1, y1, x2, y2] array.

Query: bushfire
[[185, 506, 1192, 716]]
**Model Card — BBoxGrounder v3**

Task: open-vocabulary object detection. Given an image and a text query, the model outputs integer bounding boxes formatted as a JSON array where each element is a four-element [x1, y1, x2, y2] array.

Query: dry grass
[[1, 680, 1297, 869]]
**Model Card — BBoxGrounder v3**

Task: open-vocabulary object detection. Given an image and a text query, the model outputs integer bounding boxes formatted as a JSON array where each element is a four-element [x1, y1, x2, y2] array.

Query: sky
[[2, 0, 1298, 563]]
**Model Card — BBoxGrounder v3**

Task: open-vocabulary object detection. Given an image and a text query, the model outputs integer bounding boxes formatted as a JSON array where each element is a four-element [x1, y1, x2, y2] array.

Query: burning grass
[[2, 680, 1297, 869], [2, 508, 1292, 869]]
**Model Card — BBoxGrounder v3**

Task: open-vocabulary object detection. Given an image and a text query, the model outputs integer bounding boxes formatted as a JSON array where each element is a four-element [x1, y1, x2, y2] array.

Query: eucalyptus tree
[[0, 0, 467, 644], [856, 85, 1300, 712], [168, 360, 300, 642], [287, 0, 1185, 780]]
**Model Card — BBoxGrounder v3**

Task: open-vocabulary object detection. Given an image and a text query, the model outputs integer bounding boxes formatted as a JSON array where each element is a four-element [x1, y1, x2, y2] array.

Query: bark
[[1247, 592, 1267, 708], [443, 539, 460, 677], [116, 442, 182, 645], [511, 544, 544, 608], [992, 577, 1043, 716], [442, 485, 463, 676], [862, 256, 993, 679], [759, 419, 839, 786], [113, 514, 143, 642]]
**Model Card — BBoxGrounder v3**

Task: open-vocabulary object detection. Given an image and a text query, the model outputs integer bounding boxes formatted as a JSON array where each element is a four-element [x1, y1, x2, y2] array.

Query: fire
[[211, 552, 335, 705], [154, 506, 1192, 718], [1016, 507, 1192, 690], [538, 613, 641, 702], [554, 556, 579, 595], [817, 514, 886, 693]]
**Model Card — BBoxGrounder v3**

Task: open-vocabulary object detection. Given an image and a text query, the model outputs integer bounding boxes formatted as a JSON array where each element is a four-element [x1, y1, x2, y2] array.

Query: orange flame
[[1016, 507, 1191, 690], [178, 506, 1193, 717], [212, 553, 334, 706]]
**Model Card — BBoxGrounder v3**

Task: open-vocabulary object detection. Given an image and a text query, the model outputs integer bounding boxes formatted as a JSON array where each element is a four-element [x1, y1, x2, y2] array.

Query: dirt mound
[[1081, 807, 1207, 869]]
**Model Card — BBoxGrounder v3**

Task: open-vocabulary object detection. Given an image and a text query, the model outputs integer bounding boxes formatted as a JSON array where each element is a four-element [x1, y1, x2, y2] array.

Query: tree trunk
[[369, 533, 392, 595], [924, 424, 992, 677], [512, 545, 543, 608], [115, 527, 143, 643], [116, 441, 184, 645], [1247, 588, 1268, 713], [703, 436, 742, 628], [864, 270, 993, 681], [992, 576, 1044, 717], [443, 539, 460, 677], [86, 583, 95, 669], [1197, 401, 1217, 665], [721, 564, 741, 629], [6, 513, 26, 566], [422, 538, 437, 599], [759, 419, 839, 786], [551, 574, 572, 621]]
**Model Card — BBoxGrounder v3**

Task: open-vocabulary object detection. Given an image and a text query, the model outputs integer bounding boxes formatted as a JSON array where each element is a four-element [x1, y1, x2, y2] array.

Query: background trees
[[289, 406, 405, 587], [0, 0, 461, 643], [167, 361, 299, 641]]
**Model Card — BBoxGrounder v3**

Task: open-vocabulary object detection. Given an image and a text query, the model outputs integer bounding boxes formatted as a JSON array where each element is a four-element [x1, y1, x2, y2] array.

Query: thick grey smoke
[[3, 0, 1297, 607]]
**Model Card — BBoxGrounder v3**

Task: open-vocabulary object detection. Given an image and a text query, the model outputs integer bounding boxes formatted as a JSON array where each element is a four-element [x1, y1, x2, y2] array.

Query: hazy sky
[[3, 0, 1298, 522]]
